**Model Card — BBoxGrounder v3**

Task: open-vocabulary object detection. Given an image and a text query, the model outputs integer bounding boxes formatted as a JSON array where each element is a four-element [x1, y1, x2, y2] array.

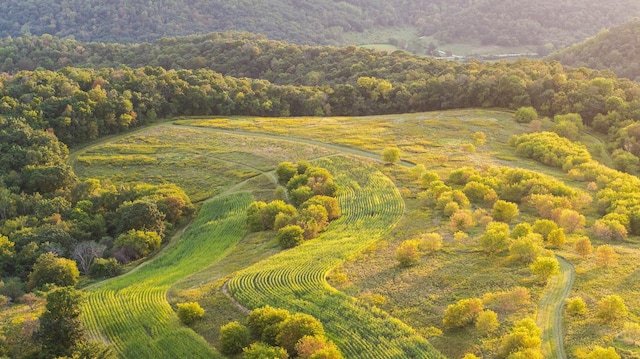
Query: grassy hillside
[[58, 109, 640, 358], [548, 18, 640, 81]]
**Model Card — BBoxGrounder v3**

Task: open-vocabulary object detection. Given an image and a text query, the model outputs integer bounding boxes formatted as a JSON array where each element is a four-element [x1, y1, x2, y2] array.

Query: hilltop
[[1, 0, 639, 51], [548, 18, 640, 81]]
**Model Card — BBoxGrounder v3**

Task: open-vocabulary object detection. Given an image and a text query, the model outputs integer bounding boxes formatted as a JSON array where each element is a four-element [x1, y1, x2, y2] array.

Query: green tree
[[480, 222, 510, 254], [0, 277, 24, 302], [546, 228, 566, 248], [243, 342, 289, 359], [530, 256, 560, 283], [89, 258, 120, 279], [492, 200, 519, 222], [475, 310, 499, 336], [565, 297, 587, 316], [514, 107, 538, 123], [35, 287, 85, 358], [498, 318, 542, 358], [115, 200, 165, 235], [277, 225, 305, 249], [574, 236, 593, 258], [597, 295, 627, 323], [582, 346, 620, 359], [396, 239, 421, 267], [176, 302, 205, 325], [276, 313, 325, 355], [443, 298, 484, 329], [114, 229, 162, 260], [290, 186, 314, 208], [382, 147, 401, 164], [28, 252, 79, 290], [247, 306, 291, 345], [595, 245, 618, 267], [509, 234, 544, 264], [276, 162, 298, 185], [295, 335, 343, 359], [219, 321, 251, 355]]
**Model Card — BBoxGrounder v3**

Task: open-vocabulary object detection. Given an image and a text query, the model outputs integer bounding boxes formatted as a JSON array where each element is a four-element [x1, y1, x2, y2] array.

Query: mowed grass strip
[[83, 192, 253, 358], [228, 156, 444, 358]]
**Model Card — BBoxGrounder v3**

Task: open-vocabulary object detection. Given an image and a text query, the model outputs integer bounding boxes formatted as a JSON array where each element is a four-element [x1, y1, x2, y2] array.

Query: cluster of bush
[[219, 306, 342, 358], [247, 161, 340, 249]]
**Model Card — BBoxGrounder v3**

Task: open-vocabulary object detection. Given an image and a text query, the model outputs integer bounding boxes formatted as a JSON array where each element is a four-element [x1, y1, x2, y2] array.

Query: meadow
[[66, 109, 640, 358]]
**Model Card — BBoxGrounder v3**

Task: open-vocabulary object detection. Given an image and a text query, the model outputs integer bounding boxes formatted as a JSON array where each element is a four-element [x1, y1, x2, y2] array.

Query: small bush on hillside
[[89, 258, 121, 279], [219, 321, 251, 355], [177, 302, 205, 325], [277, 225, 305, 249], [396, 240, 420, 267]]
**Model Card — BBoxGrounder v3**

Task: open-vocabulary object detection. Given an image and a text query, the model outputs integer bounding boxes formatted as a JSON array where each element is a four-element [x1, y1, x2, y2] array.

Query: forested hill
[[548, 18, 640, 81], [1, 0, 639, 48]]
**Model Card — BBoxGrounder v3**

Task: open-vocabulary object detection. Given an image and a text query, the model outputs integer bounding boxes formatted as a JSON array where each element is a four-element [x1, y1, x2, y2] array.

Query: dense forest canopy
[[0, 0, 639, 48], [548, 18, 640, 82]]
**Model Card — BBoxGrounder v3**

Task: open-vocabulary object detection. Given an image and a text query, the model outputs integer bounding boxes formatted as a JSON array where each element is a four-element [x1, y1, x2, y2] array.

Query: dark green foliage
[[247, 306, 291, 345], [276, 162, 298, 185], [290, 186, 314, 208], [550, 19, 640, 81], [219, 321, 251, 355], [89, 258, 120, 279], [276, 313, 325, 356], [115, 201, 166, 236], [113, 230, 162, 261], [27, 252, 79, 290], [243, 342, 289, 359], [35, 287, 84, 358], [277, 225, 305, 249], [0, 277, 24, 302], [247, 201, 268, 232]]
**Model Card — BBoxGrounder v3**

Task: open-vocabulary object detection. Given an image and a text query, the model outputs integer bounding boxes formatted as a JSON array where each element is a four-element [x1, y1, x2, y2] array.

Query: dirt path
[[537, 256, 575, 359]]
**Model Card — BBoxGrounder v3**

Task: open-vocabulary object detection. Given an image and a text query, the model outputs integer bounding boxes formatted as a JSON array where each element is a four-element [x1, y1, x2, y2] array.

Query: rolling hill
[[1, 0, 639, 49], [548, 18, 640, 81]]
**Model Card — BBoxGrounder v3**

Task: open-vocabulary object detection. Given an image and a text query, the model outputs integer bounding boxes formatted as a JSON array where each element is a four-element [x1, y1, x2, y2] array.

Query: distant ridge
[[548, 18, 640, 81]]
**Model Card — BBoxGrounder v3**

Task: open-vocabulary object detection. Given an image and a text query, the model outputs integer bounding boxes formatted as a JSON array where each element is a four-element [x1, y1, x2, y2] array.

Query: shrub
[[89, 258, 121, 279], [480, 222, 510, 254], [592, 219, 627, 241], [247, 306, 291, 344], [276, 313, 325, 355], [277, 225, 305, 249], [382, 147, 401, 164], [509, 234, 544, 264], [511, 222, 532, 239], [582, 346, 620, 359], [514, 107, 538, 123], [443, 298, 483, 328], [597, 295, 627, 323], [276, 162, 298, 185], [475, 310, 499, 336], [573, 236, 593, 258], [419, 233, 443, 252], [530, 256, 560, 283], [176, 302, 205, 325], [595, 245, 618, 267], [243, 342, 289, 359], [295, 335, 343, 359], [114, 229, 162, 260], [450, 210, 474, 232], [546, 229, 566, 248], [219, 321, 251, 355], [565, 297, 587, 316], [492, 200, 519, 222], [532, 219, 558, 240], [396, 240, 420, 267]]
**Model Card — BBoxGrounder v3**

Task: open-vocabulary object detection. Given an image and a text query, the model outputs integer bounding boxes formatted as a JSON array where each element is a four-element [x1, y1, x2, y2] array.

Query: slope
[[548, 18, 640, 81]]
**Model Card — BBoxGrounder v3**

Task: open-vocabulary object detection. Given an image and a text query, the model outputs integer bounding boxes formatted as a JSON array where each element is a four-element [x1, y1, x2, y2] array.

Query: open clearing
[[73, 109, 640, 358]]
